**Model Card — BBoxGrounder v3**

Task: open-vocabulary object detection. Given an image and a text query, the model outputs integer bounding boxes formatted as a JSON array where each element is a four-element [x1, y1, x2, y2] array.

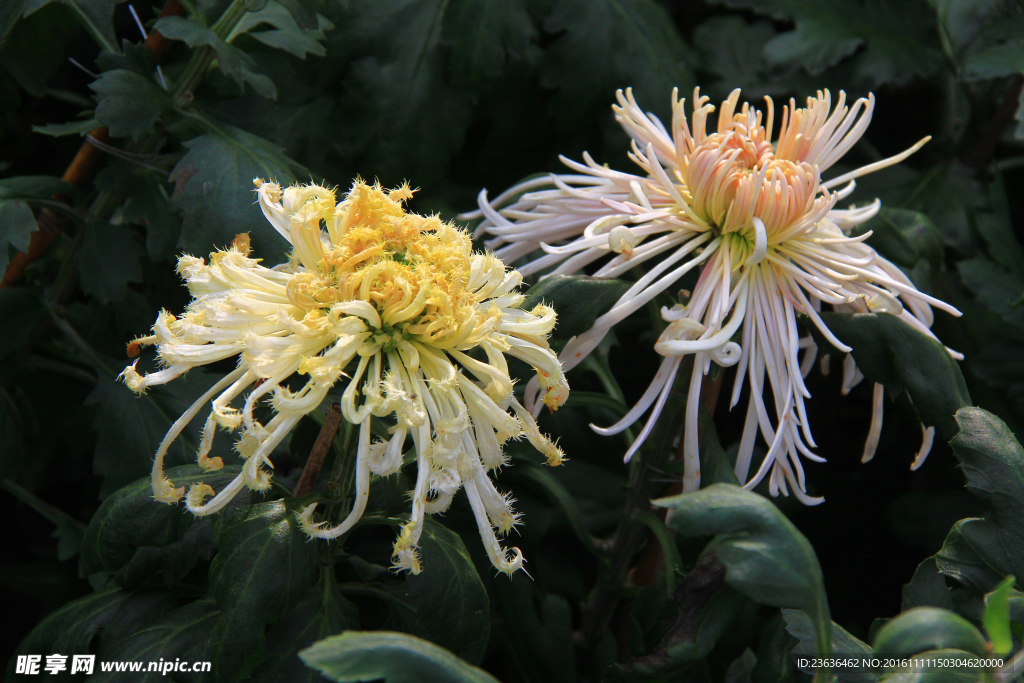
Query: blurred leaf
[[752, 613, 799, 683], [817, 312, 970, 439], [783, 609, 878, 683], [169, 125, 300, 263], [902, 557, 954, 612], [0, 199, 36, 274], [155, 16, 277, 99], [0, 287, 43, 358], [444, 0, 537, 88], [958, 258, 1024, 330], [89, 69, 173, 139], [656, 484, 832, 669], [2, 478, 86, 561], [857, 208, 944, 277], [208, 499, 319, 681], [119, 175, 181, 261], [300, 631, 501, 683], [522, 274, 631, 341], [405, 519, 490, 665], [0, 5, 68, 96], [7, 587, 174, 681], [19, 0, 123, 52], [693, 16, 775, 88], [608, 586, 748, 681], [962, 40, 1024, 81], [937, 408, 1024, 593], [91, 599, 220, 681], [255, 572, 359, 683], [491, 574, 576, 683], [79, 464, 241, 577], [78, 221, 145, 304], [0, 175, 78, 199], [542, 0, 694, 124], [982, 575, 1015, 656], [32, 118, 103, 137], [872, 607, 988, 656], [510, 458, 600, 557], [709, 0, 943, 86], [229, 1, 329, 59]]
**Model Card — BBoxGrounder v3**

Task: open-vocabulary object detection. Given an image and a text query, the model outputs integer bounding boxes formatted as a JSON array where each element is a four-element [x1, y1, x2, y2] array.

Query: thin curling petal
[[124, 177, 569, 577], [471, 86, 959, 504]]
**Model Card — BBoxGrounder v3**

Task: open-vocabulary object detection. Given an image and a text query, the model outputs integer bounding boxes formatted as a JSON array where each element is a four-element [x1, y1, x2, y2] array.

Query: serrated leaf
[[85, 369, 228, 498], [229, 1, 328, 59], [444, 0, 536, 88], [80, 464, 241, 577], [32, 118, 103, 137], [0, 200, 36, 274], [962, 40, 1024, 81], [817, 312, 970, 439], [937, 408, 1024, 594], [902, 557, 954, 612], [208, 499, 319, 681], [542, 0, 694, 125], [89, 69, 173, 139], [300, 631, 501, 683], [405, 519, 489, 664], [783, 609, 878, 683], [154, 16, 278, 99], [78, 221, 144, 304], [255, 572, 359, 683], [982, 575, 1015, 656], [7, 587, 175, 681], [655, 484, 832, 672], [169, 126, 300, 263], [521, 274, 631, 341], [90, 599, 220, 681], [872, 607, 988, 657]]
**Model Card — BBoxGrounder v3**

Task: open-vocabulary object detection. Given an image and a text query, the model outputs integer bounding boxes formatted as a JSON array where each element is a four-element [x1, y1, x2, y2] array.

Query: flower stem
[[294, 403, 344, 497]]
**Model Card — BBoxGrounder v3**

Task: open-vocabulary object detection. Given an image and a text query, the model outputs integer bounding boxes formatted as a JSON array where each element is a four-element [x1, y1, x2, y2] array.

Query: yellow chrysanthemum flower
[[121, 179, 568, 574], [465, 88, 961, 504]]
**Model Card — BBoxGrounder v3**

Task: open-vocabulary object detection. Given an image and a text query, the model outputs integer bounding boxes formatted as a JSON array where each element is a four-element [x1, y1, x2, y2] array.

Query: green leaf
[[8, 587, 175, 680], [19, 0, 122, 53], [708, 0, 943, 87], [0, 200, 36, 274], [90, 599, 220, 680], [0, 175, 79, 199], [655, 484, 832, 672], [937, 408, 1024, 594], [89, 69, 173, 139], [405, 519, 490, 664], [783, 609, 878, 683], [902, 557, 954, 612], [693, 16, 776, 88], [80, 464, 242, 578], [522, 274, 632, 341], [443, 0, 536, 88], [509, 458, 600, 557], [962, 40, 1024, 81], [982, 575, 1015, 656], [959, 258, 1024, 330], [78, 221, 145, 304], [817, 312, 970, 439], [872, 607, 988, 657], [542, 0, 694, 125], [228, 1, 329, 59], [856, 208, 945, 277], [154, 16, 277, 99], [32, 118, 103, 137], [2, 478, 86, 561], [208, 499, 319, 680], [0, 287, 44, 358], [86, 370, 229, 498], [299, 631, 502, 683], [255, 572, 359, 683], [168, 126, 300, 263], [490, 574, 576, 683], [119, 175, 181, 261], [0, 4, 69, 96]]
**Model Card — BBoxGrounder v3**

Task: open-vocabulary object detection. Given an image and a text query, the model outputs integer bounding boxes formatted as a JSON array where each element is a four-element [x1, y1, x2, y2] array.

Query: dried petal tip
[[391, 522, 422, 574], [185, 483, 215, 508], [232, 233, 251, 256], [153, 476, 185, 504]]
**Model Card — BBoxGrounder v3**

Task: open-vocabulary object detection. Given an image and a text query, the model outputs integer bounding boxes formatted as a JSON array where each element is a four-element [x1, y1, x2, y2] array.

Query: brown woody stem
[[294, 403, 343, 497]]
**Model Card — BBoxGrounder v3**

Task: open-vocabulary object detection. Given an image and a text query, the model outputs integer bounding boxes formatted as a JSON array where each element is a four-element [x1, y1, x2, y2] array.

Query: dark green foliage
[[4, 0, 1024, 681]]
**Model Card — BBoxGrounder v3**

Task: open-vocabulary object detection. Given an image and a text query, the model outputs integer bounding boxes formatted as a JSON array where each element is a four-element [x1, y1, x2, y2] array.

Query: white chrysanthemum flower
[[121, 179, 568, 574], [464, 88, 961, 504]]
